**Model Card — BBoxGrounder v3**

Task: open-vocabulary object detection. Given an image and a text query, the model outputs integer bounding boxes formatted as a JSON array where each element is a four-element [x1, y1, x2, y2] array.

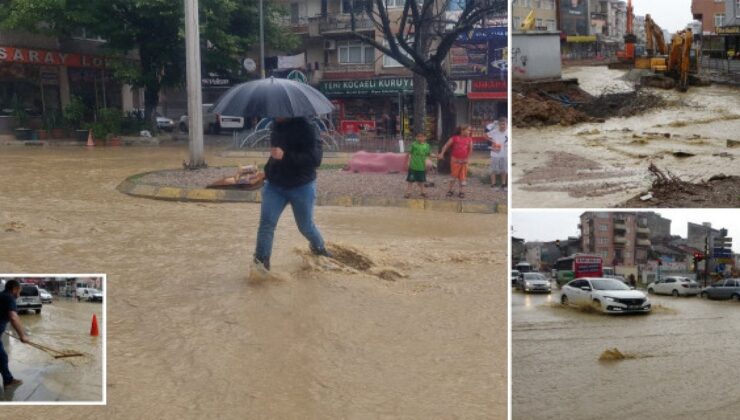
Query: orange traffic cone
[[86, 129, 94, 147], [90, 314, 99, 337]]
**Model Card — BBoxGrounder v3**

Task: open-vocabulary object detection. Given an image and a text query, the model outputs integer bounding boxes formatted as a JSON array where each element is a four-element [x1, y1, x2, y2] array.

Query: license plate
[[627, 305, 641, 310]]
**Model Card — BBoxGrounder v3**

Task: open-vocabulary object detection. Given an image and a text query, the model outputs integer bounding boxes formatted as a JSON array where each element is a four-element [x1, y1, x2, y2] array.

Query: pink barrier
[[344, 151, 409, 173]]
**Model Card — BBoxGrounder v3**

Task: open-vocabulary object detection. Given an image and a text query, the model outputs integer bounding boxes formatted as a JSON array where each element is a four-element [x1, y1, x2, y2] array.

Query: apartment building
[[692, 0, 726, 34], [580, 212, 651, 268], [512, 0, 557, 32], [273, 0, 507, 139]]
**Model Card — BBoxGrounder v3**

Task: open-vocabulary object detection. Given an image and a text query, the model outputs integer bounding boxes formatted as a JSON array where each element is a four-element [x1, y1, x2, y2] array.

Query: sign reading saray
[[0, 46, 109, 68], [450, 26, 507, 80]]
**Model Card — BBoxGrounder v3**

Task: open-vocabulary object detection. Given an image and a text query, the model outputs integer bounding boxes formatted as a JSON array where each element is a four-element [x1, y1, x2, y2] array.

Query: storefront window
[[0, 64, 46, 117]]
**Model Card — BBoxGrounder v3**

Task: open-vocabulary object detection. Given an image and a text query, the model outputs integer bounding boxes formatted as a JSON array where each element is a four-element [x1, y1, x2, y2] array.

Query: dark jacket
[[265, 118, 323, 188]]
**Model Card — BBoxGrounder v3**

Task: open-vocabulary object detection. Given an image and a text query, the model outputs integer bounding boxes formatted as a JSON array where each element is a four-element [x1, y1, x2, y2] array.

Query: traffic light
[[693, 252, 705, 264]]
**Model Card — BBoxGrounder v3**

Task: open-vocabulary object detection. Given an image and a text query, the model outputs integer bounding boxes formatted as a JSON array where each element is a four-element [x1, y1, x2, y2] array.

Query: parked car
[[647, 276, 701, 297], [700, 279, 740, 300], [77, 287, 103, 302], [17, 284, 42, 314], [38, 288, 53, 303], [511, 270, 521, 286], [560, 277, 651, 314], [155, 113, 175, 132], [517, 272, 551, 293], [179, 104, 244, 134]]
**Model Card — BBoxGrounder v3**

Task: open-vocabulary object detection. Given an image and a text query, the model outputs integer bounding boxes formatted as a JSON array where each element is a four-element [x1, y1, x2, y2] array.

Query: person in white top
[[486, 116, 508, 191]]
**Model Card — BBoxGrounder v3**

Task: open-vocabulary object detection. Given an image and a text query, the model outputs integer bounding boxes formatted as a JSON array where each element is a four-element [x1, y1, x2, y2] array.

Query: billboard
[[560, 0, 590, 36], [450, 26, 507, 80]]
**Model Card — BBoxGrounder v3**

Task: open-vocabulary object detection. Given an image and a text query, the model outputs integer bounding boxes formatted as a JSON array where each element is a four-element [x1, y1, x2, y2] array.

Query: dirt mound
[[598, 348, 637, 362], [297, 243, 408, 282], [513, 83, 666, 127], [622, 164, 740, 208]]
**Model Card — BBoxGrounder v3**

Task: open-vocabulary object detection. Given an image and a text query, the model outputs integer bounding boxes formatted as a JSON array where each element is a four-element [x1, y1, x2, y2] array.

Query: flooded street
[[513, 65, 740, 208], [512, 286, 740, 420], [1, 299, 103, 402], [0, 146, 506, 418]]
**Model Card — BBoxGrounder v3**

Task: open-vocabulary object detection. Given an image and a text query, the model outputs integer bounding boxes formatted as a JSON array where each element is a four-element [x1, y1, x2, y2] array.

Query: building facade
[[580, 212, 651, 268], [273, 0, 508, 140], [645, 212, 672, 242], [692, 0, 727, 34], [512, 0, 558, 31], [0, 30, 141, 134]]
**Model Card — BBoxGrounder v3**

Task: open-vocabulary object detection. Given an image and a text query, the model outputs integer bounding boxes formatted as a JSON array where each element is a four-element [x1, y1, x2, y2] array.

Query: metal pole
[[185, 0, 205, 168], [259, 0, 266, 79]]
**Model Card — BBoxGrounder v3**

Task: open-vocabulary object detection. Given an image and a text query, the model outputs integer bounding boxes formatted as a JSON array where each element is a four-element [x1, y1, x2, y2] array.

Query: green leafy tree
[[0, 0, 296, 124]]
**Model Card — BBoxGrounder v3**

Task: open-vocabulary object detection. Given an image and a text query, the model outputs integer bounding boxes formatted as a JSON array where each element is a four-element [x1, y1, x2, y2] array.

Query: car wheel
[[732, 294, 740, 302], [591, 299, 602, 311], [35, 309, 41, 314], [672, 289, 679, 297], [700, 291, 708, 299], [647, 288, 654, 294], [561, 295, 569, 305]]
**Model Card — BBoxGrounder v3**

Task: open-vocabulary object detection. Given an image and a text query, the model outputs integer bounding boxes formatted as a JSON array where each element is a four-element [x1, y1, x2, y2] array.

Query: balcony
[[636, 226, 650, 236], [315, 15, 375, 34], [637, 239, 651, 247], [614, 236, 627, 246], [613, 222, 627, 231], [279, 16, 309, 34]]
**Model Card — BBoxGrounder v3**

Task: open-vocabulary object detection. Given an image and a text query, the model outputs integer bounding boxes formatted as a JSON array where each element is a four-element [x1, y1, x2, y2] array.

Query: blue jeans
[[0, 335, 13, 384], [254, 181, 325, 260]]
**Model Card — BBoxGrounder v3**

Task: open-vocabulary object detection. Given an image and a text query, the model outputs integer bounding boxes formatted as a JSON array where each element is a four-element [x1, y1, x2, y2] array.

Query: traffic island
[[117, 167, 505, 214]]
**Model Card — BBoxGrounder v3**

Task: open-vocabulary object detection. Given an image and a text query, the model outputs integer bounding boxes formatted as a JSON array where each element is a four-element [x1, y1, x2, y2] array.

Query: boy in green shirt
[[404, 133, 436, 198]]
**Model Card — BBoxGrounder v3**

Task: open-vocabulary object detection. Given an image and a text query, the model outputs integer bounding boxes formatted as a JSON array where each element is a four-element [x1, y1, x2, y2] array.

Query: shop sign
[[451, 27, 507, 79], [470, 79, 507, 92], [0, 46, 109, 68], [319, 78, 413, 96], [202, 77, 230, 86], [340, 120, 376, 134], [565, 35, 597, 43], [717, 26, 740, 35]]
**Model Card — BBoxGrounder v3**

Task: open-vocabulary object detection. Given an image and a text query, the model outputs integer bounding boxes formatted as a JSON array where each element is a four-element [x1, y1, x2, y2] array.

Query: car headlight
[[603, 296, 616, 302]]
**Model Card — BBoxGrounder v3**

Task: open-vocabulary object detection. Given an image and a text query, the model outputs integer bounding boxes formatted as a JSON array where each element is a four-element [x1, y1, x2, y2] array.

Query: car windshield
[[524, 273, 545, 280], [20, 286, 39, 296], [90, 289, 102, 294], [591, 279, 630, 291]]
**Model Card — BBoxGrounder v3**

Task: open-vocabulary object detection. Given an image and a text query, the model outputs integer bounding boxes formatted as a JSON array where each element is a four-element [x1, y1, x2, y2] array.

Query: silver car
[[518, 273, 552, 293], [700, 279, 740, 301]]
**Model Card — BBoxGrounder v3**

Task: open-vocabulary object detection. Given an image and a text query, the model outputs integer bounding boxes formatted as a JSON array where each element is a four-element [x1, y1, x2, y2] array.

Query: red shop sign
[[0, 46, 109, 68], [340, 120, 376, 134], [471, 79, 507, 92]]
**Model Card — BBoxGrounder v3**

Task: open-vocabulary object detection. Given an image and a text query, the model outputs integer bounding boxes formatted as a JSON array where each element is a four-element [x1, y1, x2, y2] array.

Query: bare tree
[[349, 0, 505, 144]]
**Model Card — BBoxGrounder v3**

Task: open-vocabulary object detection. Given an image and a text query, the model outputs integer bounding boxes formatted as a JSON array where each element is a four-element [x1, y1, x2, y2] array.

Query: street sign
[[243, 58, 256, 72], [287, 69, 307, 84]]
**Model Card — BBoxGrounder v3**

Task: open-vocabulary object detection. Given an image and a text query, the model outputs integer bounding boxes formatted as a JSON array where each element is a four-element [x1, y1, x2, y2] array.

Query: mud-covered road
[[513, 66, 740, 208], [512, 285, 740, 420], [0, 146, 506, 418]]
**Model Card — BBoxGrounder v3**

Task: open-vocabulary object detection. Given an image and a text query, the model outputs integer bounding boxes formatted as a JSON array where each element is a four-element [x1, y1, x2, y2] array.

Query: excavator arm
[[645, 14, 667, 56]]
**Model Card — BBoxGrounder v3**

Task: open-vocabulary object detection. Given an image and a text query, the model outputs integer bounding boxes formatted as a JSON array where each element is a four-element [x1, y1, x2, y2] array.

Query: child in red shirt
[[439, 125, 474, 198]]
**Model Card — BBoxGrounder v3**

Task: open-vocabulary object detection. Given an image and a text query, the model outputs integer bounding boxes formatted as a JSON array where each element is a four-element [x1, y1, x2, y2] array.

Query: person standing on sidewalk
[[253, 117, 332, 273], [486, 116, 508, 191], [439, 125, 474, 199], [0, 280, 29, 389]]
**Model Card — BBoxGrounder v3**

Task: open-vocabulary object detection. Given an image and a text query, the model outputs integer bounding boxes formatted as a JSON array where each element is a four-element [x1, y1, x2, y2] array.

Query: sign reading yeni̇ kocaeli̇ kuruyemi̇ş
[[319, 78, 414, 96]]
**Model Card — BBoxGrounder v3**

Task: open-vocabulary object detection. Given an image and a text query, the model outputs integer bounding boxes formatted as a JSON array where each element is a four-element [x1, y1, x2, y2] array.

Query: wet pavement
[[512, 282, 740, 420], [0, 145, 506, 418], [1, 299, 103, 402], [513, 65, 740, 208]]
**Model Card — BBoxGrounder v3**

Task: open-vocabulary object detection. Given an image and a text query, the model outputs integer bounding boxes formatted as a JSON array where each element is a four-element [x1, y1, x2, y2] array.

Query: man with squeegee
[[0, 280, 29, 390]]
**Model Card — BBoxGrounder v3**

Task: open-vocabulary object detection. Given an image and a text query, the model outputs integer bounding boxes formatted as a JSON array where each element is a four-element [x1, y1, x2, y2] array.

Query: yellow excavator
[[635, 14, 700, 91]]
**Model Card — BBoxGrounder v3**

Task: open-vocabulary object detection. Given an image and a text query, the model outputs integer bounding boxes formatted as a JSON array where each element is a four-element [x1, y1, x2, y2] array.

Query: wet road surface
[[0, 146, 506, 418], [512, 283, 740, 420], [1, 299, 103, 402], [513, 65, 740, 208]]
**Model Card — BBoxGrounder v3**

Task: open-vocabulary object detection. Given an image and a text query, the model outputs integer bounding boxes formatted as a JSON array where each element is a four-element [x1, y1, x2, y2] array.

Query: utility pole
[[184, 0, 205, 168], [259, 0, 265, 79], [704, 235, 710, 286]]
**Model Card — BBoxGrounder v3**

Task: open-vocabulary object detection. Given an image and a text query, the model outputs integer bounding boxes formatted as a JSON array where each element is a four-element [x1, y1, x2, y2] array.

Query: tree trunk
[[412, 73, 426, 136], [143, 81, 160, 133], [427, 71, 457, 174]]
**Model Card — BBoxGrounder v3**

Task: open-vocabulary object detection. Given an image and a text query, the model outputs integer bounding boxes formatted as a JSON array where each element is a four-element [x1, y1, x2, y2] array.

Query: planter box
[[37, 129, 49, 140], [15, 128, 33, 140], [51, 128, 67, 139], [107, 137, 122, 147], [75, 129, 89, 142]]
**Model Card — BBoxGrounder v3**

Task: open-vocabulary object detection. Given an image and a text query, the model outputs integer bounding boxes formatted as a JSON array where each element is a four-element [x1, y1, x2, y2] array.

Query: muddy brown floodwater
[[513, 65, 740, 208], [0, 146, 506, 418], [512, 287, 740, 420]]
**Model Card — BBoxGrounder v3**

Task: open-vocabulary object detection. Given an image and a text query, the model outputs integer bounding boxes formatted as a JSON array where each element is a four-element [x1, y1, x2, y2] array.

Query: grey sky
[[633, 0, 695, 32], [511, 210, 739, 252]]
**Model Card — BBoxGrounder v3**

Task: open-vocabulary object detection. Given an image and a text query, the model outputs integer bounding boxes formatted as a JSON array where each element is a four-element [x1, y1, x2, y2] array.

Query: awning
[[467, 92, 507, 100], [566, 35, 597, 43]]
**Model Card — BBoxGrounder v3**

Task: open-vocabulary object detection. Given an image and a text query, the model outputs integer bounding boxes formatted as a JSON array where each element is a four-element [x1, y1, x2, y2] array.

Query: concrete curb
[[117, 171, 502, 214]]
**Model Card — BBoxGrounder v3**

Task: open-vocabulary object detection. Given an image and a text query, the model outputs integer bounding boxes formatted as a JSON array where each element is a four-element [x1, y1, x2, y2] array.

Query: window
[[513, 17, 521, 29], [338, 41, 375, 64], [382, 41, 411, 68], [597, 237, 608, 245], [624, 251, 631, 259], [386, 0, 404, 8], [536, 19, 542, 28], [342, 0, 365, 14], [715, 13, 725, 29], [546, 19, 556, 31], [599, 224, 608, 231], [542, 0, 554, 9]]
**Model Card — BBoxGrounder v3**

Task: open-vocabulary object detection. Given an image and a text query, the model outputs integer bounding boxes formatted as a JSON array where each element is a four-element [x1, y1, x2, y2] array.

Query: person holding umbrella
[[211, 77, 335, 272], [0, 280, 29, 389]]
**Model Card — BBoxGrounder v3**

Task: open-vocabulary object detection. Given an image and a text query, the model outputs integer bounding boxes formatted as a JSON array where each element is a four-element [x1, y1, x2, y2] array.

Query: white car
[[156, 115, 175, 131], [76, 287, 103, 302], [647, 276, 700, 297], [39, 288, 53, 303], [18, 284, 43, 314], [560, 277, 651, 314], [518, 272, 551, 293], [179, 104, 244, 134]]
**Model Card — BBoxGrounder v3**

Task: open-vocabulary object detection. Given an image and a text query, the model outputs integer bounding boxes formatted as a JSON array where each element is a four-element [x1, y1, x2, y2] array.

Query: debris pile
[[513, 83, 667, 127]]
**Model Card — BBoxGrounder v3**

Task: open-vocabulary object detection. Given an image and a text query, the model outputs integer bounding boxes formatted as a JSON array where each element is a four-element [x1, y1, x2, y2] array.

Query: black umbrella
[[211, 77, 334, 118]]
